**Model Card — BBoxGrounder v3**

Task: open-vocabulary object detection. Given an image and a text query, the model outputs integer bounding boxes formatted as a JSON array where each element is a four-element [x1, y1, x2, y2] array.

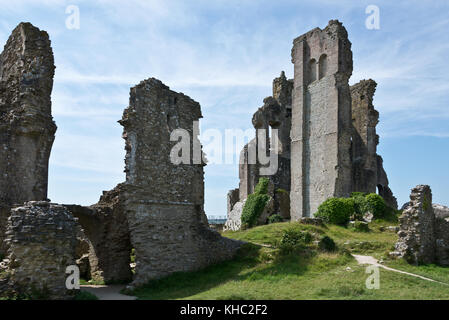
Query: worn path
[[81, 284, 137, 300], [352, 254, 448, 286]]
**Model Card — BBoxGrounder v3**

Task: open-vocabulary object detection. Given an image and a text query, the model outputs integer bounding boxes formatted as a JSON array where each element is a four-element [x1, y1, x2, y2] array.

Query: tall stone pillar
[[290, 20, 353, 219], [0, 23, 56, 253]]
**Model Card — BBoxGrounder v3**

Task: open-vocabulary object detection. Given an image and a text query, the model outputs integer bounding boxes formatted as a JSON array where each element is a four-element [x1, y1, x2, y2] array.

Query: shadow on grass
[[129, 243, 320, 300], [129, 243, 263, 300]]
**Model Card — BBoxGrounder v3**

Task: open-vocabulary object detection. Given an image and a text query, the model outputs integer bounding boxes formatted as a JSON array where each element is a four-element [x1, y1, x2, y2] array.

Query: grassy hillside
[[130, 220, 449, 300]]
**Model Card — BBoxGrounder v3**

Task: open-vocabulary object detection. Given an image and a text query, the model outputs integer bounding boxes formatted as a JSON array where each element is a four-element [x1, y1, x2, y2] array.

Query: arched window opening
[[318, 54, 327, 80], [308, 58, 317, 83]]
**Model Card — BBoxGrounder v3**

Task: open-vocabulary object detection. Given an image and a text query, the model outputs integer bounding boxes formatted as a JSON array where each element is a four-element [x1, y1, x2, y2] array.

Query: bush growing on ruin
[[365, 193, 387, 219], [241, 178, 271, 229], [350, 192, 369, 220], [268, 214, 283, 224], [279, 228, 312, 254], [254, 177, 270, 194], [351, 221, 370, 232], [315, 198, 354, 225], [318, 235, 336, 252]]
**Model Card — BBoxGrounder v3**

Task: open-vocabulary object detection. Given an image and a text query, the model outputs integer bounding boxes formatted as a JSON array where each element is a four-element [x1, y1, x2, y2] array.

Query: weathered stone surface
[[0, 22, 56, 253], [433, 203, 449, 266], [120, 78, 241, 287], [2, 201, 77, 299], [276, 189, 290, 220], [298, 217, 324, 227], [227, 71, 293, 227], [393, 185, 435, 264], [394, 193, 449, 266], [227, 188, 239, 214], [290, 20, 353, 219], [223, 200, 246, 231], [66, 183, 132, 284], [350, 80, 397, 209]]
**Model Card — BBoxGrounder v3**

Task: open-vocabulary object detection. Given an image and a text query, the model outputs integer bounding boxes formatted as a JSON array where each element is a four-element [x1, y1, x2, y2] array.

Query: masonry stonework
[[0, 23, 56, 253], [351, 80, 398, 209], [392, 185, 449, 266], [227, 20, 397, 228], [290, 20, 353, 219], [1, 202, 77, 299], [66, 184, 132, 284], [225, 72, 293, 230], [120, 78, 241, 287]]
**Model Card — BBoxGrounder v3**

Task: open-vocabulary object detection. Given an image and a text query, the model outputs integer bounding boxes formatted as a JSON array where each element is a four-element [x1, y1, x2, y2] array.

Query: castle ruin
[[1, 18, 445, 298], [0, 22, 241, 296], [226, 20, 398, 229]]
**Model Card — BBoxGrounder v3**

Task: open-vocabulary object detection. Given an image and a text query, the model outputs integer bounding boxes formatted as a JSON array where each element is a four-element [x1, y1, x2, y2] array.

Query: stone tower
[[0, 23, 56, 252], [290, 20, 353, 219]]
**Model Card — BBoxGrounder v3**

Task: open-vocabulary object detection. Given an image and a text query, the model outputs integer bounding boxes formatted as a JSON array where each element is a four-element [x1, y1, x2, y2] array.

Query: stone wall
[[0, 23, 56, 253], [226, 72, 292, 229], [392, 185, 449, 266], [433, 204, 449, 266], [1, 202, 77, 299], [350, 79, 397, 209], [290, 20, 353, 219], [65, 183, 132, 284], [120, 78, 241, 287]]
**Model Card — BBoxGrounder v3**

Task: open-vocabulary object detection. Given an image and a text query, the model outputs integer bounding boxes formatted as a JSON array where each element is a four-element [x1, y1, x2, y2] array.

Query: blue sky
[[1, 0, 448, 216]]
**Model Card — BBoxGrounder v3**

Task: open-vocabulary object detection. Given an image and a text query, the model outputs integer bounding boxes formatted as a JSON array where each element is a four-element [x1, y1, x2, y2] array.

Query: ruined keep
[[1, 202, 77, 299], [0, 23, 56, 253], [290, 20, 353, 219], [120, 78, 241, 287], [227, 20, 397, 227], [392, 185, 449, 266]]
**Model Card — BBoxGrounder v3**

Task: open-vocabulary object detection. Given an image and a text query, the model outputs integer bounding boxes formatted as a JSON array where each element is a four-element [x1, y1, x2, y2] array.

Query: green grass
[[129, 220, 449, 300], [74, 291, 99, 300]]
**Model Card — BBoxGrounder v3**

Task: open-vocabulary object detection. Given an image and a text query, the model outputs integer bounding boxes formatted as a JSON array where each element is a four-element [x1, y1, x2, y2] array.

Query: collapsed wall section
[[66, 183, 132, 284], [120, 78, 241, 287], [290, 20, 353, 219], [225, 72, 292, 230], [1, 201, 77, 299], [0, 23, 56, 253], [350, 79, 397, 209]]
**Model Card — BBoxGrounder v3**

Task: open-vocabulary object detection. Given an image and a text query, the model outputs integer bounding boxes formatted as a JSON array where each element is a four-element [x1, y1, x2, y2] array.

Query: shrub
[[318, 236, 336, 252], [314, 197, 354, 225], [74, 291, 99, 300], [351, 221, 370, 232], [241, 178, 271, 228], [268, 214, 283, 224], [365, 193, 387, 219], [351, 193, 369, 220], [279, 228, 312, 254], [351, 192, 366, 198], [254, 177, 270, 194]]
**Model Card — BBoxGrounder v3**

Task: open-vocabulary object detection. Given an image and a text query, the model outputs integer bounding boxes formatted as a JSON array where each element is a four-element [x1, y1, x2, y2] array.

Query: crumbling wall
[[350, 79, 397, 209], [290, 20, 353, 219], [392, 185, 440, 265], [1, 201, 77, 299], [120, 78, 241, 287], [0, 23, 56, 253], [225, 72, 292, 230], [66, 183, 132, 284], [433, 204, 449, 266]]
